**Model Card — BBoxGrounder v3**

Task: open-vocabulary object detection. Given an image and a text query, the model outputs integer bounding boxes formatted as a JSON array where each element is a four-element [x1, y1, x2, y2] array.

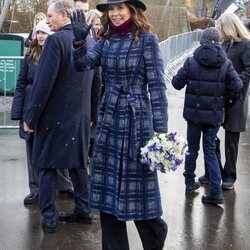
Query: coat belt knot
[[98, 84, 148, 160]]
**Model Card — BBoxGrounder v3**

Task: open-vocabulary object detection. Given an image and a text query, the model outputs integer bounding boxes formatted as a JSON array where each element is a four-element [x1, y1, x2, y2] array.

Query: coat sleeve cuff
[[73, 39, 85, 49]]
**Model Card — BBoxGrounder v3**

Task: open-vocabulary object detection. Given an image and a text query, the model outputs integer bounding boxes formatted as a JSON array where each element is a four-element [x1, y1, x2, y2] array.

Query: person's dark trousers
[[184, 122, 201, 187], [88, 138, 94, 158], [26, 138, 39, 194], [56, 169, 73, 192], [185, 122, 222, 194], [39, 167, 90, 223], [223, 130, 240, 183], [69, 168, 90, 213], [100, 212, 167, 250], [204, 137, 223, 178], [39, 168, 57, 224], [202, 125, 222, 194]]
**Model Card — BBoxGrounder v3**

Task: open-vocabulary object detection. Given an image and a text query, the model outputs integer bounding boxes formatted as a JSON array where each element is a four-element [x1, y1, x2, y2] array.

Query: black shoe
[[24, 193, 39, 204], [185, 181, 201, 195], [41, 221, 57, 233], [198, 175, 210, 184], [57, 210, 93, 224], [202, 193, 224, 205], [222, 181, 234, 190], [59, 189, 74, 198]]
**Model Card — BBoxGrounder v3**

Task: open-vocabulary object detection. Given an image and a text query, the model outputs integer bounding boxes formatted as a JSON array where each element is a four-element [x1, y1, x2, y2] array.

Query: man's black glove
[[70, 9, 92, 41]]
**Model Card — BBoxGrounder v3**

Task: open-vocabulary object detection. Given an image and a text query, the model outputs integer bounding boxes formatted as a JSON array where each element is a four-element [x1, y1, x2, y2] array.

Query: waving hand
[[70, 10, 92, 41]]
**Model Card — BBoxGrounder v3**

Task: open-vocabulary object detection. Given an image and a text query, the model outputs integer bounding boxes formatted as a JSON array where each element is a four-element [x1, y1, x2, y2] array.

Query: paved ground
[[0, 87, 250, 250]]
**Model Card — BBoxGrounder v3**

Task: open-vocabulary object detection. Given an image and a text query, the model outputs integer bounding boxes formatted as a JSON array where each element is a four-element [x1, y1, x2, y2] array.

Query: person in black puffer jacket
[[172, 27, 243, 205]]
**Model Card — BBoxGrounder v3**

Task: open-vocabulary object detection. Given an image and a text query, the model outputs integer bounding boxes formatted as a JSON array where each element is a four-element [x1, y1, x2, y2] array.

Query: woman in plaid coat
[[72, 0, 168, 248]]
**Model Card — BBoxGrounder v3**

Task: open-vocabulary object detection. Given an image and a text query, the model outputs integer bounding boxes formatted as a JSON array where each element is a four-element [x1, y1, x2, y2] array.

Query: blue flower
[[175, 158, 183, 166], [168, 132, 177, 142], [148, 143, 158, 152]]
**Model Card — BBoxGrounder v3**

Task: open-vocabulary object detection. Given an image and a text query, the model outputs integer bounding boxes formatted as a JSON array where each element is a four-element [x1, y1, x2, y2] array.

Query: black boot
[[202, 193, 224, 205]]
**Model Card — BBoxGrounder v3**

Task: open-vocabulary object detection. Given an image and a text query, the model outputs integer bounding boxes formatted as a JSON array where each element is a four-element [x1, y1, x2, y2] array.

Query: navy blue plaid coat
[[73, 32, 168, 221]]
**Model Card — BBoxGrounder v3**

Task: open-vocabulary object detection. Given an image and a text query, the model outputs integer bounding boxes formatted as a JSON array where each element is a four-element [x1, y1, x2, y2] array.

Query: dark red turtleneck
[[109, 18, 132, 36]]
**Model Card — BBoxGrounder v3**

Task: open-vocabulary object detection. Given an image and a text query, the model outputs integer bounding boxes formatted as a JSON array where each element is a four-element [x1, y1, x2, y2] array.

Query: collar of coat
[[57, 23, 72, 32]]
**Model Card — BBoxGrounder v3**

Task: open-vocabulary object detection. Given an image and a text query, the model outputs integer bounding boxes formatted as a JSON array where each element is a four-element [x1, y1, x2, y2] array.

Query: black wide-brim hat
[[96, 0, 146, 12]]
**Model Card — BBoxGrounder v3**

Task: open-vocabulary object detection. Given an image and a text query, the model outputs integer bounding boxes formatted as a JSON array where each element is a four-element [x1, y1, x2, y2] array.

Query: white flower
[[140, 132, 188, 173], [140, 146, 148, 155]]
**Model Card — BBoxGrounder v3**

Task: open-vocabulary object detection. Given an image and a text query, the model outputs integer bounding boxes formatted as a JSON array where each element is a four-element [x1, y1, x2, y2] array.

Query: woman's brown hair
[[27, 38, 42, 64], [98, 3, 153, 42]]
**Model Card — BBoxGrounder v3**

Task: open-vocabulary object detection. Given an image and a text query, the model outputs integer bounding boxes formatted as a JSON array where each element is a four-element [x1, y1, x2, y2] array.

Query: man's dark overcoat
[[25, 24, 99, 169]]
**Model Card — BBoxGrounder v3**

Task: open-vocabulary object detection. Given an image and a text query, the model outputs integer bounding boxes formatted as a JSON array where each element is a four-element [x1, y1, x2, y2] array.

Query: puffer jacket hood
[[193, 45, 227, 68]]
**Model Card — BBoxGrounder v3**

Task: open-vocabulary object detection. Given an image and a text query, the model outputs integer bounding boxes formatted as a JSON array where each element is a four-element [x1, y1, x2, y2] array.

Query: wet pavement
[[0, 87, 250, 250]]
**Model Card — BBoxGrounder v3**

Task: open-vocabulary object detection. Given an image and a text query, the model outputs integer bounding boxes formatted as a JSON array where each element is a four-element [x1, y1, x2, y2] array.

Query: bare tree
[[0, 0, 12, 31], [201, 0, 208, 17]]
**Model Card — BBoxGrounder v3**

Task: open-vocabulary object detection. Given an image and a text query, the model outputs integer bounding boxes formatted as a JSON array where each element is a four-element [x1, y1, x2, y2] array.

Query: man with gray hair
[[24, 0, 96, 233]]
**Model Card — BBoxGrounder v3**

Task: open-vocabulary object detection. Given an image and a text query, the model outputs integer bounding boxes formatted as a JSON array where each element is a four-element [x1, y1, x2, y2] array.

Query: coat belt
[[97, 84, 148, 161]]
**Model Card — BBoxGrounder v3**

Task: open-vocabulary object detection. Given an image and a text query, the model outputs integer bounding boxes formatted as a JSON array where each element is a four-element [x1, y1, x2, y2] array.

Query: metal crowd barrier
[[159, 30, 202, 83]]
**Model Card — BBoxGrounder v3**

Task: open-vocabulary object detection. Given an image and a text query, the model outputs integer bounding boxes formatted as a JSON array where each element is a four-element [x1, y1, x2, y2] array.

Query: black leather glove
[[70, 9, 92, 41]]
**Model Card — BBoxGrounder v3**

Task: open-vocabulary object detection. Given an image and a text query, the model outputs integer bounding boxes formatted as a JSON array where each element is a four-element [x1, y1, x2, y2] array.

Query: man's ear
[[62, 10, 70, 19]]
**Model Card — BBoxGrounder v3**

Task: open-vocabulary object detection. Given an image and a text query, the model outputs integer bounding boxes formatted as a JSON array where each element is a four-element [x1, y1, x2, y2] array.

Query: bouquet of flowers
[[140, 132, 188, 172]]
